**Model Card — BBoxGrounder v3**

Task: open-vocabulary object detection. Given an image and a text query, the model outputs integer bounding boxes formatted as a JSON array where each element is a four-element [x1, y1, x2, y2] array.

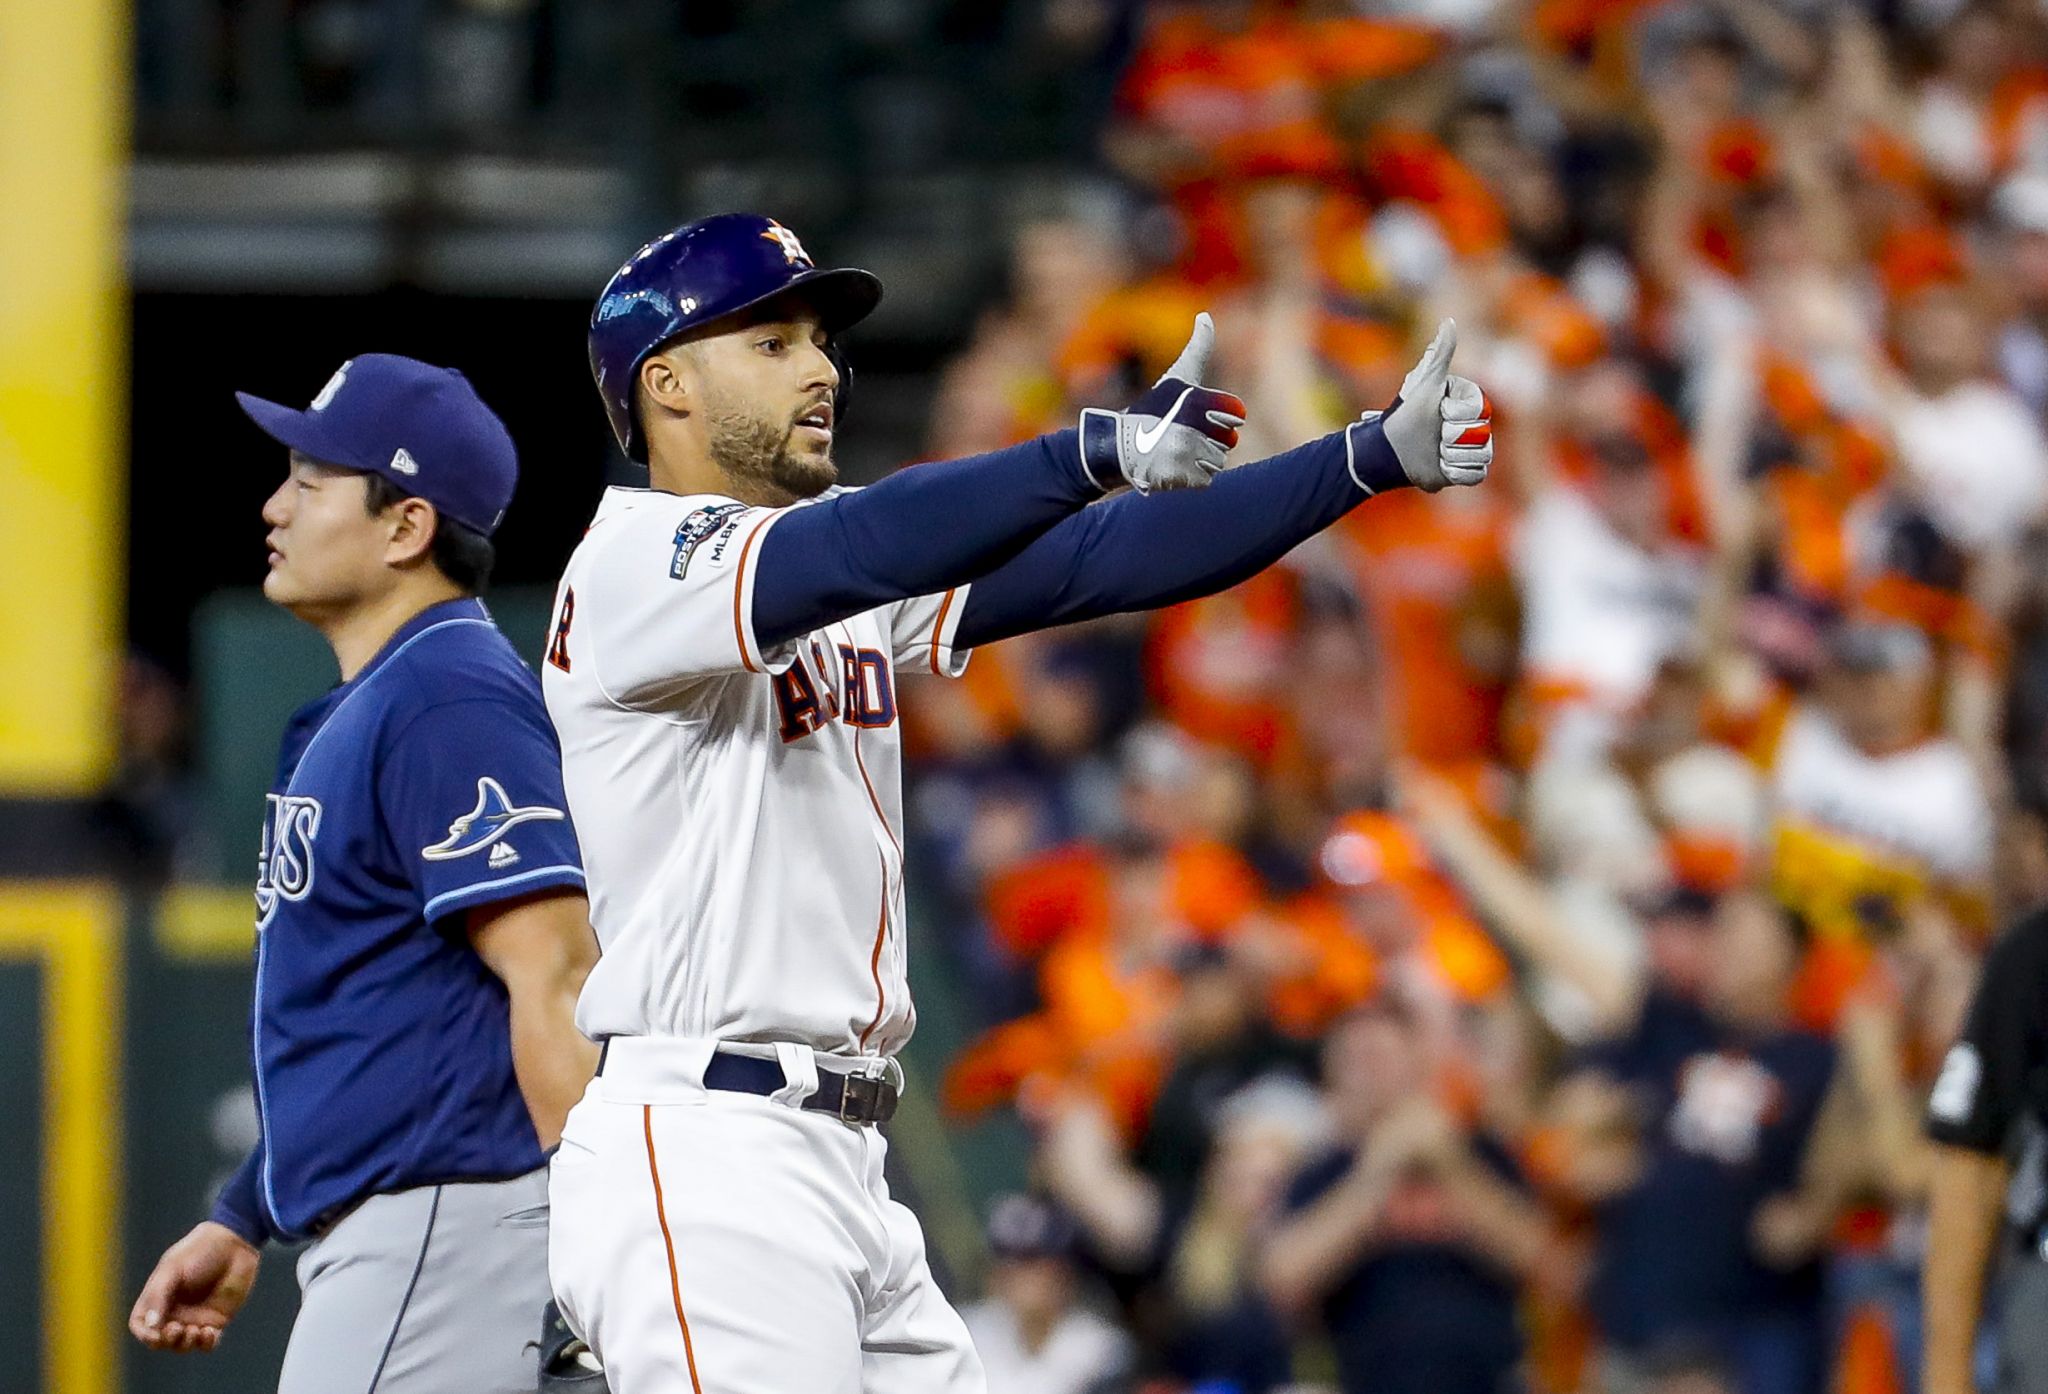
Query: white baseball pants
[[548, 1037, 987, 1394]]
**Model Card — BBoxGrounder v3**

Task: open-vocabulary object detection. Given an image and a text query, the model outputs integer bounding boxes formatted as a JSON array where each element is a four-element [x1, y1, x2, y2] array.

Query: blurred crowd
[[909, 2, 2048, 1393]]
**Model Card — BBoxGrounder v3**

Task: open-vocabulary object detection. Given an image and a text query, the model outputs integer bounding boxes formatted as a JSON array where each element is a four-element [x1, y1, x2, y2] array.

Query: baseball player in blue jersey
[[541, 214, 1491, 1394], [128, 354, 602, 1394]]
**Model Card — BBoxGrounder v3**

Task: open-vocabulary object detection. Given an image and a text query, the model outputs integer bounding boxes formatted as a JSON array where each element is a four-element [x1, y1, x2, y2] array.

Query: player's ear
[[639, 347, 693, 420], [384, 497, 439, 570]]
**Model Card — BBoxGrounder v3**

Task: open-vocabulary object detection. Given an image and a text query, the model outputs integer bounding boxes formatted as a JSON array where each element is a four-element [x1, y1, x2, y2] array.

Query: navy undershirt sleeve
[[209, 1143, 273, 1247], [753, 428, 1108, 650], [955, 416, 1409, 649]]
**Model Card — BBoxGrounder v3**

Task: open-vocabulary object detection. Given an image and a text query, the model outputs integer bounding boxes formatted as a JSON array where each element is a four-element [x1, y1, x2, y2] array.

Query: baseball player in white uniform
[[543, 213, 1493, 1394]]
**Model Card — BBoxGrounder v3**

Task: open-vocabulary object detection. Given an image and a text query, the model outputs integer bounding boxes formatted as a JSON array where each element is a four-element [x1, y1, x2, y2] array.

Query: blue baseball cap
[[236, 353, 518, 537]]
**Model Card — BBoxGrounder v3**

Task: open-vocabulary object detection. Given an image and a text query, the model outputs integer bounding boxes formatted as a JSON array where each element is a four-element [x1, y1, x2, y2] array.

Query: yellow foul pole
[[0, 0, 127, 794]]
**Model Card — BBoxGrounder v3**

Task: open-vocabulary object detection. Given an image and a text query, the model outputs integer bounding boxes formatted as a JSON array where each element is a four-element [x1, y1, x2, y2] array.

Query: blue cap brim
[[764, 267, 883, 335], [235, 392, 359, 469]]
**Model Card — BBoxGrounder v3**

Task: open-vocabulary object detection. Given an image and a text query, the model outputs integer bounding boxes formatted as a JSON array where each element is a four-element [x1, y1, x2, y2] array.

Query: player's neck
[[320, 576, 468, 682], [647, 450, 796, 508]]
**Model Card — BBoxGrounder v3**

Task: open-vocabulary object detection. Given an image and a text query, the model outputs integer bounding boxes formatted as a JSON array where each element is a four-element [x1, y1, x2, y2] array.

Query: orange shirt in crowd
[[946, 837, 1269, 1131], [1338, 488, 1515, 768], [1145, 572, 1303, 766], [1361, 126, 1509, 258], [1548, 388, 1710, 548], [980, 838, 1267, 961], [1116, 9, 1436, 180], [1058, 276, 1215, 396]]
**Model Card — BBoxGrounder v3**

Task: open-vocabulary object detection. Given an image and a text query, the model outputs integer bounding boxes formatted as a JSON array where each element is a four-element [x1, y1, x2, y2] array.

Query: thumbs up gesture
[[1378, 320, 1493, 493], [1079, 313, 1250, 495]]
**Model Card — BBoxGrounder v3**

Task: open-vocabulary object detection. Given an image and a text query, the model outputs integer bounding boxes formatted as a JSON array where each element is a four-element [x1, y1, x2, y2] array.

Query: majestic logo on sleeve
[[422, 777, 566, 861], [256, 793, 324, 929], [670, 503, 749, 580]]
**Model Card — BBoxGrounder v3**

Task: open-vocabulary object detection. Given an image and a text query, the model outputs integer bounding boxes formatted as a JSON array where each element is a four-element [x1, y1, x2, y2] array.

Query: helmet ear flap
[[828, 340, 853, 425]]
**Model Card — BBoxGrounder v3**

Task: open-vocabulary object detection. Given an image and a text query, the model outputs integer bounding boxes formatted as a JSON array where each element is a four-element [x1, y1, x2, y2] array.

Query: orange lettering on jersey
[[809, 639, 842, 720], [772, 655, 829, 743], [839, 646, 895, 729], [546, 588, 576, 673], [772, 646, 895, 743]]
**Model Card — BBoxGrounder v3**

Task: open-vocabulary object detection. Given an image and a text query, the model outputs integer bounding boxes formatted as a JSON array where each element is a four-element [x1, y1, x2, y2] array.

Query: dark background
[[128, 290, 962, 677]]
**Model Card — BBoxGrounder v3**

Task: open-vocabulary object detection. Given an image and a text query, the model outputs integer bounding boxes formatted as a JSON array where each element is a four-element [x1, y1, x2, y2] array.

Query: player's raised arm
[[750, 313, 1245, 649], [561, 214, 1247, 702], [951, 321, 1493, 649]]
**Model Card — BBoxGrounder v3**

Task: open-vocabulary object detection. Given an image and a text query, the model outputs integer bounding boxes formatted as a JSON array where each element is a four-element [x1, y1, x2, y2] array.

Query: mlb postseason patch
[[670, 503, 749, 580]]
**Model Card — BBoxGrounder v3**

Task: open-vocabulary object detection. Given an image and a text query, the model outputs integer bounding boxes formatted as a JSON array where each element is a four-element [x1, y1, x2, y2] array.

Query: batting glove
[[1078, 313, 1249, 494], [1373, 319, 1493, 493]]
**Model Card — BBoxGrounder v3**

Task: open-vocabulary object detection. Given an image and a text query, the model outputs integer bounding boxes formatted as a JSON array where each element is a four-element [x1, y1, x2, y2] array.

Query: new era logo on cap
[[390, 447, 419, 476]]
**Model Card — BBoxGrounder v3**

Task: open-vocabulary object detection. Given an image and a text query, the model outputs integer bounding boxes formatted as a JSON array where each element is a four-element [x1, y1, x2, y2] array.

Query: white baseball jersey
[[1770, 703, 1993, 887], [541, 485, 970, 1058]]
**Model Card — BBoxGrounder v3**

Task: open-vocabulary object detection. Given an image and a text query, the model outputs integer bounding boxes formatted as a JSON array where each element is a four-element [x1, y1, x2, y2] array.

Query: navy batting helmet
[[588, 213, 883, 462]]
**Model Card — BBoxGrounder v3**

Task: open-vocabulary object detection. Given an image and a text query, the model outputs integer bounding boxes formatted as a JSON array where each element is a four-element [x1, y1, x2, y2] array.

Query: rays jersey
[[216, 598, 587, 1242], [541, 487, 971, 1057]]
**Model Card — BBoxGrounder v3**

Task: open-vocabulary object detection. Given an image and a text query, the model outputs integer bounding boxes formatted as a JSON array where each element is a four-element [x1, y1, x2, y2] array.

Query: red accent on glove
[[1187, 388, 1248, 448], [1451, 390, 1493, 447]]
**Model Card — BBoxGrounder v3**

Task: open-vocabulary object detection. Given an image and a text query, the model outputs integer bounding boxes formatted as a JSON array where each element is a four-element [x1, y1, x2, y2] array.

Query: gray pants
[[2001, 1253, 2048, 1394], [277, 1168, 552, 1394]]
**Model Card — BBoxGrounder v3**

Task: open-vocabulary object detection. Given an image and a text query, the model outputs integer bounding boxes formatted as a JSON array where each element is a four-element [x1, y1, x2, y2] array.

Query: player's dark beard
[[702, 393, 836, 502]]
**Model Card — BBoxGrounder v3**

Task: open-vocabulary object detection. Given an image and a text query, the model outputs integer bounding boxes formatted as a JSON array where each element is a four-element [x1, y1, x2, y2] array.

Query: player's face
[[259, 456, 399, 616], [684, 304, 841, 502]]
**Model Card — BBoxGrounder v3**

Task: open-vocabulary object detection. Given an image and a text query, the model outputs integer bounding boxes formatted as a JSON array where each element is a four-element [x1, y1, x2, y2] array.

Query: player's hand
[[1081, 313, 1248, 494], [129, 1221, 260, 1353], [1376, 319, 1493, 492]]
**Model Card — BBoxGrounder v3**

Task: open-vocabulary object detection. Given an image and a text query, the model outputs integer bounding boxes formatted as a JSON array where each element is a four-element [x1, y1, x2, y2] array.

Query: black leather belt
[[596, 1043, 899, 1126]]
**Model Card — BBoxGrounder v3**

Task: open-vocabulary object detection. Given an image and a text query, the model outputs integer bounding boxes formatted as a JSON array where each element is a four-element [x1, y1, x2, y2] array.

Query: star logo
[[760, 222, 813, 267]]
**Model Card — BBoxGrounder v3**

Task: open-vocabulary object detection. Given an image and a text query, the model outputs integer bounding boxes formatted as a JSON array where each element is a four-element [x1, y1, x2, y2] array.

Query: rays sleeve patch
[[422, 776, 567, 861]]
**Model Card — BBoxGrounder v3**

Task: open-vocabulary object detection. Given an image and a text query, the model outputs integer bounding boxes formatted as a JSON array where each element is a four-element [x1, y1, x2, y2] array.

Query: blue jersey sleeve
[[377, 697, 586, 928], [751, 428, 1107, 649], [208, 1144, 272, 1247], [954, 417, 1410, 649]]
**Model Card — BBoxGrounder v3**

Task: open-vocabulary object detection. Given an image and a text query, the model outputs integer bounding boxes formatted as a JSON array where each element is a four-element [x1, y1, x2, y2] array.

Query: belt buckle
[[839, 1073, 883, 1125]]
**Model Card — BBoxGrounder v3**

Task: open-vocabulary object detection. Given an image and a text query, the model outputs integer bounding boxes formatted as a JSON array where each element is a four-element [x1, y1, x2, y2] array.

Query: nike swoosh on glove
[[1375, 319, 1494, 493], [1078, 313, 1249, 494]]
